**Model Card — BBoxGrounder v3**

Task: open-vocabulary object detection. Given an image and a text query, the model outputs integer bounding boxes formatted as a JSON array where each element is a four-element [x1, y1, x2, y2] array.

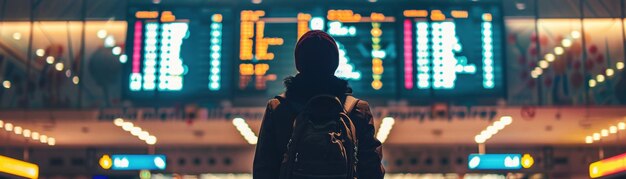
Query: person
[[253, 30, 385, 179]]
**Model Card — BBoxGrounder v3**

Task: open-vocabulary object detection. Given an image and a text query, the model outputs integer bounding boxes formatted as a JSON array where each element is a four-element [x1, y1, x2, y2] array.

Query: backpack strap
[[343, 95, 359, 114], [341, 95, 359, 179]]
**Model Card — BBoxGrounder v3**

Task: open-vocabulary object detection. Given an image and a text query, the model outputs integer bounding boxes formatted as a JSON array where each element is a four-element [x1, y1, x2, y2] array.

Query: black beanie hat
[[294, 30, 339, 76]]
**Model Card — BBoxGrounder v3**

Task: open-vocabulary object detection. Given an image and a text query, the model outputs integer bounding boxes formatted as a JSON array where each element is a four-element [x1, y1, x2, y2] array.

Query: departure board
[[124, 7, 233, 100], [237, 8, 397, 97], [401, 6, 504, 99], [121, 4, 505, 103]]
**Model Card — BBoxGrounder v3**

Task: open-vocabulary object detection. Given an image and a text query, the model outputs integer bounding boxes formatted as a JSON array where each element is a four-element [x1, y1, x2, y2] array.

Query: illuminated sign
[[99, 155, 113, 169], [0, 155, 39, 179], [521, 154, 534, 169], [327, 10, 362, 22], [238, 10, 284, 90], [589, 152, 626, 178], [403, 10, 428, 17], [236, 8, 397, 95], [468, 154, 523, 170], [129, 19, 189, 91], [135, 11, 159, 19], [402, 6, 503, 98], [127, 8, 229, 97], [451, 10, 469, 18], [297, 13, 312, 39], [107, 154, 166, 170], [210, 14, 224, 91], [371, 22, 384, 90], [239, 10, 284, 61]]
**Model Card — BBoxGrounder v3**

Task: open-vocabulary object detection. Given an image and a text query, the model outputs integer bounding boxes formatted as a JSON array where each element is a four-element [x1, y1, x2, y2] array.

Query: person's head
[[294, 30, 339, 77]]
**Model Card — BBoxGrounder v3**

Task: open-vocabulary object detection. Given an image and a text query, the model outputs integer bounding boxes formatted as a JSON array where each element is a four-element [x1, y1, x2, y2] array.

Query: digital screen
[[122, 4, 504, 103], [237, 8, 397, 98], [124, 7, 233, 100], [401, 6, 504, 99], [468, 154, 522, 170], [110, 154, 167, 170]]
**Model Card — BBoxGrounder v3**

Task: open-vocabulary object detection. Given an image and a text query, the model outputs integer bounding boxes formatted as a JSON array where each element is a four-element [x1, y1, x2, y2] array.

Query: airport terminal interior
[[1, 0, 626, 178]]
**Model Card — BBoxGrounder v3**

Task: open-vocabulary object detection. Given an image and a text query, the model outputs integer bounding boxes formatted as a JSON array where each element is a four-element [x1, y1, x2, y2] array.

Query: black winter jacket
[[252, 74, 385, 179]]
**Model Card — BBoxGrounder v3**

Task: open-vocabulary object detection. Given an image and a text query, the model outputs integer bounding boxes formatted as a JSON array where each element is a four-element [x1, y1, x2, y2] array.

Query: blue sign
[[468, 154, 522, 170], [110, 155, 166, 170]]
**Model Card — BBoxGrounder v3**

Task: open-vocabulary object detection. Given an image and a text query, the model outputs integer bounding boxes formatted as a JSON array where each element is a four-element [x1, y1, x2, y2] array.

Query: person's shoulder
[[349, 96, 371, 111], [266, 97, 282, 111]]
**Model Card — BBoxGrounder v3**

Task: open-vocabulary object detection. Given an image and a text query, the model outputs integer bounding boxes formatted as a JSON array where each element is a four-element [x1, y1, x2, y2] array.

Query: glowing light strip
[[431, 22, 456, 89], [531, 31, 579, 79], [209, 14, 223, 91], [376, 117, 395, 143], [142, 22, 158, 90], [585, 121, 625, 144], [474, 116, 513, 143], [482, 21, 495, 89], [130, 21, 143, 91], [451, 10, 469, 18], [158, 22, 187, 91], [589, 152, 626, 178], [297, 13, 311, 40], [233, 118, 258, 145], [403, 10, 428, 17], [135, 11, 159, 19], [113, 118, 157, 145], [371, 22, 384, 90], [132, 22, 143, 73], [0, 155, 39, 179], [403, 19, 414, 90], [2, 121, 56, 146], [589, 62, 624, 88], [415, 21, 430, 89]]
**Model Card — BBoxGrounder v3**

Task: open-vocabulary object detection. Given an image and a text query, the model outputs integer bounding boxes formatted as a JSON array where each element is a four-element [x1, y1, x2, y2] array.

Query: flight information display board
[[237, 8, 397, 97], [122, 3, 504, 103], [401, 6, 504, 99], [123, 7, 233, 100]]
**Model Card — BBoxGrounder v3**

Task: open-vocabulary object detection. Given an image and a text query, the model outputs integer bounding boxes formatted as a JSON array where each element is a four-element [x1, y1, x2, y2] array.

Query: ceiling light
[[139, 131, 150, 140], [14, 126, 22, 135], [40, 135, 48, 143], [5, 123, 13, 131], [376, 117, 395, 143], [474, 116, 513, 144], [585, 136, 593, 144], [23, 129, 31, 138], [32, 132, 39, 140], [609, 126, 617, 134], [48, 138, 56, 146], [113, 118, 124, 126], [122, 122, 134, 131], [146, 136, 157, 145], [571, 31, 581, 39], [233, 118, 258, 145]]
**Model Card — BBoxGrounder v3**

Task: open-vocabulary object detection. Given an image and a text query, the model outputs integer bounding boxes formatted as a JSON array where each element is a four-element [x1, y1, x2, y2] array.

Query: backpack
[[276, 94, 360, 179]]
